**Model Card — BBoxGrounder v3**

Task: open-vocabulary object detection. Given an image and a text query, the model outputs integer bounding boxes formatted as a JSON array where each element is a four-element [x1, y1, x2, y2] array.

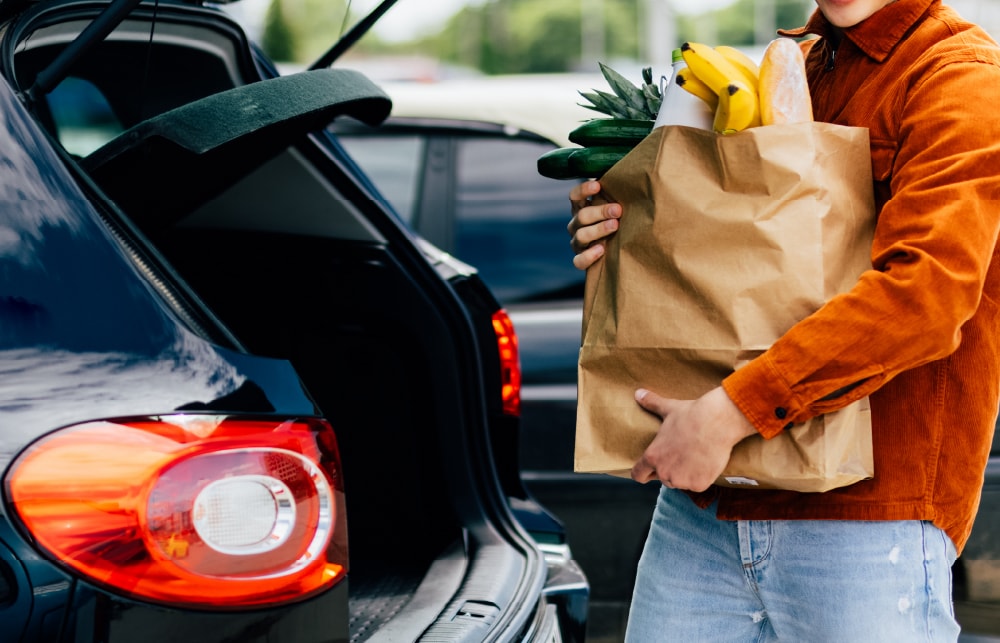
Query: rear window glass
[[454, 137, 582, 303], [337, 135, 424, 223], [47, 77, 124, 157]]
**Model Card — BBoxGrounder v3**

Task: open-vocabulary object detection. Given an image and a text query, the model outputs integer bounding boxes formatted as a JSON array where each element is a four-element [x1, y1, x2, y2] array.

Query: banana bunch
[[538, 64, 658, 180], [677, 39, 813, 135], [677, 41, 762, 135]]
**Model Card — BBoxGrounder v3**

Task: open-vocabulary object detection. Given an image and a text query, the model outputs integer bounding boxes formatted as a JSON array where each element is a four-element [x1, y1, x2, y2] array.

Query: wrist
[[709, 387, 758, 444]]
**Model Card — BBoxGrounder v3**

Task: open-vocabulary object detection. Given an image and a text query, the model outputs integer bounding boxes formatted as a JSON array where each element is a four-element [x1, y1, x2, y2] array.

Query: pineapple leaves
[[579, 63, 662, 121]]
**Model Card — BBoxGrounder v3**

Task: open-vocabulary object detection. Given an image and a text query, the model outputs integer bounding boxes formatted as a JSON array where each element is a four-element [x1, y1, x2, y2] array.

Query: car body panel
[[0, 69, 353, 639], [0, 77, 317, 452]]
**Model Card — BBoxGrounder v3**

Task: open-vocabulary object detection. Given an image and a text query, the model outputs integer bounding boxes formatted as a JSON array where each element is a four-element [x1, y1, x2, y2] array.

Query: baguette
[[758, 37, 813, 125]]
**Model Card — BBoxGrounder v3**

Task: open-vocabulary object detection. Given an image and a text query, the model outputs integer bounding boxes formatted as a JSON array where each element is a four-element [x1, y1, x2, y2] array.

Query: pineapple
[[578, 63, 662, 121]]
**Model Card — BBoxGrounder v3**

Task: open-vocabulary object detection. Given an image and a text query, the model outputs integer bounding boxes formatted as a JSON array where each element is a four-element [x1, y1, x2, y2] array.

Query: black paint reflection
[[0, 79, 315, 469]]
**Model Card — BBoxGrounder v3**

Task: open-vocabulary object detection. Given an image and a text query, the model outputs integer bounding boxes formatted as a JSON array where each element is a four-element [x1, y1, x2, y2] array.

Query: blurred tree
[[417, 0, 641, 73], [296, 0, 352, 61], [440, 0, 814, 72], [678, 0, 813, 46], [486, 1, 583, 73], [260, 0, 350, 63], [266, 0, 816, 71], [260, 0, 297, 62]]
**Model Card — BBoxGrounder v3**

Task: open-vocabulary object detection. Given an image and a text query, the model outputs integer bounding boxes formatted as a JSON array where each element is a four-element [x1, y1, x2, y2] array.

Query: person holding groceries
[[568, 0, 1000, 639]]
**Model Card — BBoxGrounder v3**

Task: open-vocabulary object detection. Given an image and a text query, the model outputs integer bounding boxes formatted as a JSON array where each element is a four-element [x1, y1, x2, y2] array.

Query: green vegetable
[[568, 118, 654, 147], [537, 147, 580, 180], [567, 145, 631, 178], [537, 145, 631, 180]]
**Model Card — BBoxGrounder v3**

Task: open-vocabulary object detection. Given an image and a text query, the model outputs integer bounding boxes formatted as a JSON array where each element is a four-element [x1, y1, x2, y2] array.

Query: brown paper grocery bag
[[575, 121, 876, 492]]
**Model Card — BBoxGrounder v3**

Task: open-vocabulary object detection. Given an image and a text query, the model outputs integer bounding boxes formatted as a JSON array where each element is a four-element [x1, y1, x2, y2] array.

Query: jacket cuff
[[722, 354, 804, 439]]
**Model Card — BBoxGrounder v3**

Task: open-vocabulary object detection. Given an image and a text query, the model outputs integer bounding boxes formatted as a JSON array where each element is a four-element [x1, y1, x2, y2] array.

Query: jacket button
[[775, 407, 788, 419]]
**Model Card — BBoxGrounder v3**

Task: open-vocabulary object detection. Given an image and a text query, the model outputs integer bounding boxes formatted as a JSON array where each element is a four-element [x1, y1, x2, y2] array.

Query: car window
[[454, 137, 582, 303], [46, 77, 124, 156], [337, 134, 424, 224]]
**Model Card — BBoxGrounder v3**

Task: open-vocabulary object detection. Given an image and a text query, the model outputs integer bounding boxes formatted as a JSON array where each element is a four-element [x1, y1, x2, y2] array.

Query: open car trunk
[[2, 0, 570, 640], [160, 151, 543, 642]]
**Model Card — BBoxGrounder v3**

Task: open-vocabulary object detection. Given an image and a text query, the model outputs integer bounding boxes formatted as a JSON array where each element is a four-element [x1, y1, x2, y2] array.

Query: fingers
[[569, 206, 620, 252], [572, 242, 605, 270], [568, 204, 620, 271], [568, 180, 621, 271], [569, 180, 602, 211], [631, 389, 716, 491], [635, 388, 671, 419], [568, 198, 619, 233], [631, 390, 665, 484], [630, 389, 742, 493], [631, 456, 683, 489], [631, 455, 659, 484]]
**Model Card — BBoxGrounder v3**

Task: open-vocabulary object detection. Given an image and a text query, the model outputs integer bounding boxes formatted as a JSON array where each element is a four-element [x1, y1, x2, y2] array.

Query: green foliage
[[295, 0, 351, 61], [774, 0, 815, 35], [413, 0, 641, 74], [260, 0, 350, 63], [677, 0, 813, 46], [260, 0, 297, 62], [264, 0, 816, 71], [488, 2, 582, 73]]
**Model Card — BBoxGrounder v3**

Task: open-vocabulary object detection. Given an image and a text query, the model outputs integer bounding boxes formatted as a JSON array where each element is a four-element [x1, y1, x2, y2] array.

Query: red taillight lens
[[5, 416, 346, 609], [492, 309, 522, 416]]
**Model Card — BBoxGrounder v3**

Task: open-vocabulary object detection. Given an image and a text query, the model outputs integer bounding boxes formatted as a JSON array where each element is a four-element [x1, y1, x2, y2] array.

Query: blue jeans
[[625, 486, 960, 642]]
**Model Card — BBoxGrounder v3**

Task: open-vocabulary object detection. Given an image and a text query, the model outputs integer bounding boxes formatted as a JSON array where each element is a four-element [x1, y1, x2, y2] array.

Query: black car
[[0, 0, 587, 641], [331, 75, 1000, 642]]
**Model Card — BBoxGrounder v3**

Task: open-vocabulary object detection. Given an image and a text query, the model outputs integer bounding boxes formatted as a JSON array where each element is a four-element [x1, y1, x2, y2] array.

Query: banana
[[714, 45, 760, 91], [680, 41, 748, 95], [675, 66, 719, 111], [713, 81, 760, 134]]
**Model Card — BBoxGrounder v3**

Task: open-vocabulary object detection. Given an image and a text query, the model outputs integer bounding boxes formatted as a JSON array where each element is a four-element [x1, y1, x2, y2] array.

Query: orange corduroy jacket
[[707, 0, 1000, 554]]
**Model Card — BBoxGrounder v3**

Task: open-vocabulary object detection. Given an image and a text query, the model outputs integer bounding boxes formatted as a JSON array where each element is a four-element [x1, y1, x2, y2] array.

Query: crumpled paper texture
[[575, 122, 876, 492]]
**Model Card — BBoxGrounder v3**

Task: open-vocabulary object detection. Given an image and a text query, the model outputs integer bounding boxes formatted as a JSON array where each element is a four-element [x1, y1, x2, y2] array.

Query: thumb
[[635, 388, 673, 419]]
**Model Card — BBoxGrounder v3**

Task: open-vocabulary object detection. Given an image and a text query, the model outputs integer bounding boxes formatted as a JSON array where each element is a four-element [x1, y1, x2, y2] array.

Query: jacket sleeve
[[723, 56, 1000, 438]]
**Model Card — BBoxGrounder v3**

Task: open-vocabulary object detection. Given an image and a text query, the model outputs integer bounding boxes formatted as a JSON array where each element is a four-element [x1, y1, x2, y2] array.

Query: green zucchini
[[538, 144, 632, 180], [568, 118, 653, 147], [568, 146, 631, 178], [537, 147, 581, 180]]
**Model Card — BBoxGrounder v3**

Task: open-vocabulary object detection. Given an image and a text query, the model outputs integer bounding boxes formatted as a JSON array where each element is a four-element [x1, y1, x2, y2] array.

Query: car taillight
[[492, 309, 522, 416], [5, 415, 346, 609]]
